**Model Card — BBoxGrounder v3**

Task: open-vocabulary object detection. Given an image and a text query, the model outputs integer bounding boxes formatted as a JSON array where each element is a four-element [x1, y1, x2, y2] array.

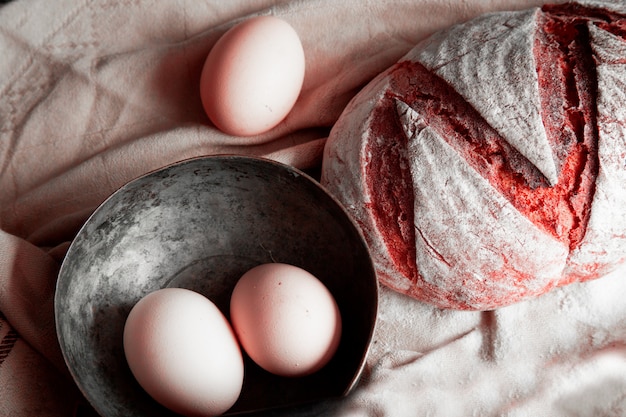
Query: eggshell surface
[[230, 263, 342, 377], [123, 288, 244, 417], [200, 16, 305, 136]]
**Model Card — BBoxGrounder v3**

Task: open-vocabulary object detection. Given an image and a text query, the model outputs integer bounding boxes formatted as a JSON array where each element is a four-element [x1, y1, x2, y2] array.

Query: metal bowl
[[55, 155, 378, 416]]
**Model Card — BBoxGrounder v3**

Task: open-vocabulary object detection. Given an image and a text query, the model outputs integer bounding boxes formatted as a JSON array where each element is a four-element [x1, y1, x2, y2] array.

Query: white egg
[[230, 263, 342, 377], [123, 288, 243, 416], [199, 16, 305, 136]]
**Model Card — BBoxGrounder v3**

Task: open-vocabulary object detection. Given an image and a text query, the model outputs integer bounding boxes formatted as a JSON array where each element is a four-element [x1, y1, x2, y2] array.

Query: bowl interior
[[55, 156, 378, 417]]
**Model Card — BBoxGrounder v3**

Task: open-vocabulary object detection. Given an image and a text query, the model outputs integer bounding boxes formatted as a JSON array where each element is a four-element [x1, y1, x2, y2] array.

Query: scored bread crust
[[321, 1, 626, 310]]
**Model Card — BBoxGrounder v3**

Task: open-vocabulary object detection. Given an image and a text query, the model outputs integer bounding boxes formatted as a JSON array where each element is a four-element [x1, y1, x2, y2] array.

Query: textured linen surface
[[0, 0, 624, 416]]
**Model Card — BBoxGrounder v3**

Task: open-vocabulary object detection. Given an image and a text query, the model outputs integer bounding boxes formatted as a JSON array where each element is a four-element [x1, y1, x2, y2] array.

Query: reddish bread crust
[[322, 2, 626, 309]]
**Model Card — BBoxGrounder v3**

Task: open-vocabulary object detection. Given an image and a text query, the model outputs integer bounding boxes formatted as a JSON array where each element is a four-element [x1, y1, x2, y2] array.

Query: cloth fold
[[1, 0, 624, 416]]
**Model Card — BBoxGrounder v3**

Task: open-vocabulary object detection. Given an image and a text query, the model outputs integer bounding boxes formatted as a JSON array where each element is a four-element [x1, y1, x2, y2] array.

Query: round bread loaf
[[321, 1, 626, 310]]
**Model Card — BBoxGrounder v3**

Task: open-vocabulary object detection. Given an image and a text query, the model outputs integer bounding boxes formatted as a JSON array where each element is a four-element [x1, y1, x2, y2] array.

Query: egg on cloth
[[200, 16, 305, 136]]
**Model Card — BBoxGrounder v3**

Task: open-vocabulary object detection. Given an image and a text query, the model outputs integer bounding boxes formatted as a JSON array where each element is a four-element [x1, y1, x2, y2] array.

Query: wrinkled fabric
[[1, 0, 624, 416]]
